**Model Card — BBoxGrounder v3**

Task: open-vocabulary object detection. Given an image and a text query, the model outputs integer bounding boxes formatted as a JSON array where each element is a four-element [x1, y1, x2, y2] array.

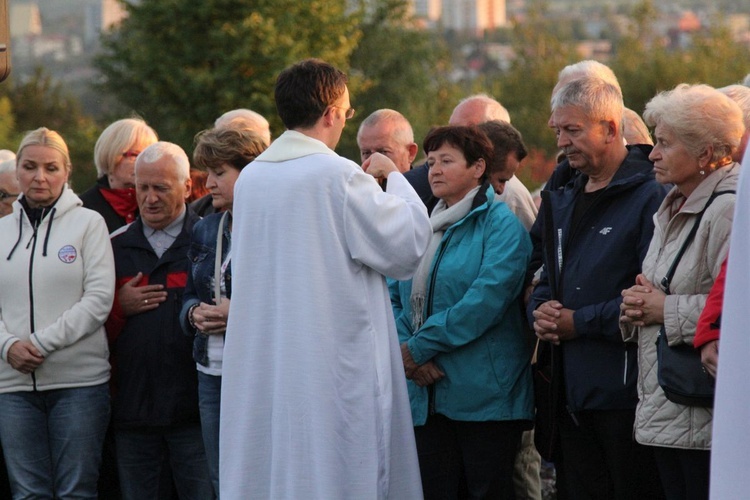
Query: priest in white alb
[[219, 59, 430, 499]]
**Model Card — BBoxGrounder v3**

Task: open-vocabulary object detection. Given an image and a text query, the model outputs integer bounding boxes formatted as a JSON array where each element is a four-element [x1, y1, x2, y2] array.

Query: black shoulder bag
[[656, 190, 734, 408]]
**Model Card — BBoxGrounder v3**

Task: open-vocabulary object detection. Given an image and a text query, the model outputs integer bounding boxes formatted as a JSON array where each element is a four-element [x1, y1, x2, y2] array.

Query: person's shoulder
[[192, 211, 223, 232], [403, 162, 428, 180], [486, 197, 524, 229], [78, 184, 101, 203], [110, 220, 136, 242]]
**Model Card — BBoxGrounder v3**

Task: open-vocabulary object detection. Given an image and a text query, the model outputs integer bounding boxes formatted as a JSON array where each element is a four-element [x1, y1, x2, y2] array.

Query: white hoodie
[[0, 186, 115, 393]]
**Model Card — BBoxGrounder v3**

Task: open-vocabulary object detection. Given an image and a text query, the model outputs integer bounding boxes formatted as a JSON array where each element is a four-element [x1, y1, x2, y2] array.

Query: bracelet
[[188, 304, 199, 330]]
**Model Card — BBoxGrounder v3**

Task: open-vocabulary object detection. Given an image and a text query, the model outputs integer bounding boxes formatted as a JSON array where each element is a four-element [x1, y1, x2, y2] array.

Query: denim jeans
[[198, 371, 221, 498], [115, 423, 213, 500], [0, 383, 110, 500]]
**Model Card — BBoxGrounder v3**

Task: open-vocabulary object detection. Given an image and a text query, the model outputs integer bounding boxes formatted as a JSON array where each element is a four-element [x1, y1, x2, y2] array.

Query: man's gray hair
[[215, 109, 271, 146], [357, 109, 415, 145], [719, 85, 750, 130], [556, 60, 621, 95], [136, 142, 191, 181], [0, 158, 15, 174], [551, 77, 624, 127]]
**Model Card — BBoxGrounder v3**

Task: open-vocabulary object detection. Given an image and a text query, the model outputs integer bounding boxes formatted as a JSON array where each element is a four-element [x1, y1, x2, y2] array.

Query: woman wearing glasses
[[80, 118, 158, 232]]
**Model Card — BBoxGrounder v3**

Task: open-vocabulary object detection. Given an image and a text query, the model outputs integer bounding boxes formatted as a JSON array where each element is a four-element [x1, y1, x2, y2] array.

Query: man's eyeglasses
[[0, 190, 19, 202], [332, 106, 356, 119]]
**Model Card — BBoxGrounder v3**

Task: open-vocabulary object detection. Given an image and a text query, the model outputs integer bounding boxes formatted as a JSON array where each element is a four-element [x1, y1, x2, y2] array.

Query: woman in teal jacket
[[391, 125, 533, 499]]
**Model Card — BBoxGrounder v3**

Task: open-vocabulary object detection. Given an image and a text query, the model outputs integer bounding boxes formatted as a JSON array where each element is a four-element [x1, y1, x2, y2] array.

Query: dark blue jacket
[[527, 146, 668, 411], [107, 208, 200, 429], [180, 212, 232, 366]]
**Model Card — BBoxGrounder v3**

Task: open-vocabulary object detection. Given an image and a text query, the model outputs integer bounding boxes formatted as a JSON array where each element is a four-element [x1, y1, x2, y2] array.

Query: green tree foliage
[[341, 0, 461, 161], [487, 1, 576, 158], [610, 0, 750, 116], [0, 69, 99, 191], [95, 0, 361, 153], [475, 0, 576, 188]]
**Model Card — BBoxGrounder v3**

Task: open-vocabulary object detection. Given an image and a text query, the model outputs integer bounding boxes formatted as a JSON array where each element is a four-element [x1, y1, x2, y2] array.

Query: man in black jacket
[[107, 142, 212, 500], [529, 77, 666, 500]]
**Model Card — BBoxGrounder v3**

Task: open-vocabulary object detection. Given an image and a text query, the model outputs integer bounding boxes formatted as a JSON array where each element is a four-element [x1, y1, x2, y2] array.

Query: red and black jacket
[[106, 208, 200, 429]]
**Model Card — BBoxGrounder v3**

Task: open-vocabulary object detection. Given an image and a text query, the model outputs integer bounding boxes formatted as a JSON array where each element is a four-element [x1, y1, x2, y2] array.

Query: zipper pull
[[566, 404, 580, 427]]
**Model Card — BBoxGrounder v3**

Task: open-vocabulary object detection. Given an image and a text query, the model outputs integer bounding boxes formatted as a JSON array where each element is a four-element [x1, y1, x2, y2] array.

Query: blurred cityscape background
[[5, 0, 750, 190]]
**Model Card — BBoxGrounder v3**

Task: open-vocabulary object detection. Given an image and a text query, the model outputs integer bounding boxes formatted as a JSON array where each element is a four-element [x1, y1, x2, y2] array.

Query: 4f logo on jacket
[[599, 227, 613, 235]]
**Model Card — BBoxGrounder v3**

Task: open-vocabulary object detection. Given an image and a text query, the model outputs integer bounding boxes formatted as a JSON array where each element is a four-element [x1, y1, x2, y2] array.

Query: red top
[[694, 257, 727, 349]]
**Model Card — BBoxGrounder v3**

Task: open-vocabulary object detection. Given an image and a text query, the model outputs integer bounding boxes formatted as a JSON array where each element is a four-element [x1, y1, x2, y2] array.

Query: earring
[[699, 169, 705, 176]]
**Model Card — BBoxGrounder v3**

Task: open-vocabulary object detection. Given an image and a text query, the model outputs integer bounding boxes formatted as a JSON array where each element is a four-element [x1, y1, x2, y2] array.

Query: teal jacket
[[390, 184, 534, 426]]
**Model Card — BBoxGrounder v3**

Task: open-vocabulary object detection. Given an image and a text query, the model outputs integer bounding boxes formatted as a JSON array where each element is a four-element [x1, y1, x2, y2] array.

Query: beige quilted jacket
[[622, 163, 738, 450]]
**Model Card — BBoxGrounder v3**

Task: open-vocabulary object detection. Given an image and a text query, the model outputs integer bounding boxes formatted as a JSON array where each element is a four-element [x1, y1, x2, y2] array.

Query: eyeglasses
[[332, 105, 356, 119], [121, 151, 141, 160], [0, 190, 19, 202]]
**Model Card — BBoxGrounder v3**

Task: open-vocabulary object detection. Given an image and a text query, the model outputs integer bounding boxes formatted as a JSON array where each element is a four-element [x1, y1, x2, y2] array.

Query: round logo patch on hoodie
[[58, 245, 77, 263]]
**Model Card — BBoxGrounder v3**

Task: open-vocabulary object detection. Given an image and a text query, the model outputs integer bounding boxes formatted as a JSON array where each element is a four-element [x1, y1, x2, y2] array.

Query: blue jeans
[[198, 372, 221, 498], [115, 423, 213, 500], [0, 383, 110, 499]]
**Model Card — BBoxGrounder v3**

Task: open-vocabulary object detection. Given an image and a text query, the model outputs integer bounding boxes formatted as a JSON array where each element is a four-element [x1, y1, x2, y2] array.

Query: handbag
[[655, 190, 734, 408]]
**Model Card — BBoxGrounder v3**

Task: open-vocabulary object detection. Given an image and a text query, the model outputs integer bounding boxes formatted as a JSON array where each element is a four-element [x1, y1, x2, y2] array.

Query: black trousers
[[415, 413, 524, 500], [652, 446, 710, 500], [557, 409, 664, 500]]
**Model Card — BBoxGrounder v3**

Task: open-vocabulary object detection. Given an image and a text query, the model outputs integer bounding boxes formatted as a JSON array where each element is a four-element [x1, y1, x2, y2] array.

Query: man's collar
[[142, 206, 186, 237], [255, 130, 337, 163]]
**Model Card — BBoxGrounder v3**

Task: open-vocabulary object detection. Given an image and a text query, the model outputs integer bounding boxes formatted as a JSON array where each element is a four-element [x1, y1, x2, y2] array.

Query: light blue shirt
[[142, 207, 186, 258]]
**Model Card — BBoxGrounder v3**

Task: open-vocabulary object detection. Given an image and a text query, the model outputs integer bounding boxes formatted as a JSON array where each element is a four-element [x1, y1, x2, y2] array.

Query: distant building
[[441, 0, 506, 35], [10, 2, 42, 38], [414, 0, 441, 23], [84, 0, 127, 47]]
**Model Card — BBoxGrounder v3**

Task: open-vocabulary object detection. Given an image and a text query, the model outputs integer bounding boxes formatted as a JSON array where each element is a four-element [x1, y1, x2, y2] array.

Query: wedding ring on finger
[[144, 299, 149, 305]]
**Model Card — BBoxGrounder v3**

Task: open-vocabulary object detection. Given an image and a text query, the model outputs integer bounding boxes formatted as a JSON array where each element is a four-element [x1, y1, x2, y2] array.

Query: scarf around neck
[[410, 185, 481, 330]]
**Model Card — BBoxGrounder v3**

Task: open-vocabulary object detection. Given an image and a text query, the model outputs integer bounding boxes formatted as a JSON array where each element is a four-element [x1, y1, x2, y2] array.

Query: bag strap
[[540, 189, 558, 300], [661, 190, 734, 294], [214, 210, 230, 304]]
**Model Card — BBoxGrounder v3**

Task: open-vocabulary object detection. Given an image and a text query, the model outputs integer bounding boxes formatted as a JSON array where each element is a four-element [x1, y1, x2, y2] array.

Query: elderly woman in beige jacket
[[619, 84, 744, 499]]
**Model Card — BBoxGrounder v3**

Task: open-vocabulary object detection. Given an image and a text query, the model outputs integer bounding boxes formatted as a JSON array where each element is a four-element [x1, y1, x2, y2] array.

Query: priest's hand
[[362, 152, 398, 182], [401, 342, 419, 379], [118, 272, 167, 316], [192, 299, 230, 335], [411, 361, 445, 387]]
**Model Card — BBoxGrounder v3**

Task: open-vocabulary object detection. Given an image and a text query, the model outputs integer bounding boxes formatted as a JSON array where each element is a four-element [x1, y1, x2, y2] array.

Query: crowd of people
[[0, 56, 748, 500]]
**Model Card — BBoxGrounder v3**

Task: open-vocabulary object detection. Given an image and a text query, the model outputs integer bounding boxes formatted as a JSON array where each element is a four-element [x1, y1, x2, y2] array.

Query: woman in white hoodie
[[0, 128, 115, 499]]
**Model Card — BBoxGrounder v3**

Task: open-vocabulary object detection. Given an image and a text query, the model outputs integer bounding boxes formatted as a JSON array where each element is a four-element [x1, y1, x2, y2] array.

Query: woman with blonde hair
[[620, 84, 745, 499], [80, 117, 158, 232], [0, 127, 115, 498]]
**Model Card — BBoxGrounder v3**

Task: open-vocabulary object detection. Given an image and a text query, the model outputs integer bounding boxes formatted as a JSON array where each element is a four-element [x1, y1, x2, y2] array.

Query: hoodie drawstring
[[42, 207, 55, 257], [6, 212, 23, 260], [7, 205, 56, 259]]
